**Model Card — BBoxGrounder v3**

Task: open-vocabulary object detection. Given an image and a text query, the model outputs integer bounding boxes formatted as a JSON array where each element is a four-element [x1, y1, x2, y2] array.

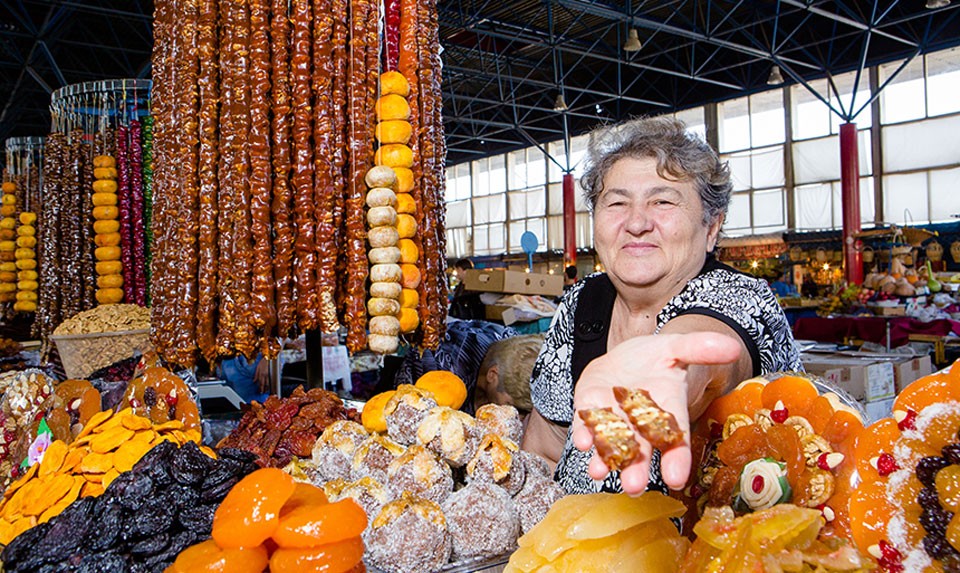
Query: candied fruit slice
[[565, 492, 685, 540], [167, 539, 269, 573], [821, 409, 863, 451], [936, 465, 960, 513], [701, 391, 745, 429], [894, 370, 960, 415], [745, 504, 822, 553], [550, 519, 684, 573], [717, 424, 768, 469], [273, 498, 367, 548], [854, 418, 901, 484], [280, 482, 329, 516], [761, 375, 819, 419], [804, 395, 837, 435], [506, 544, 547, 573], [735, 381, 765, 415], [518, 493, 598, 560], [268, 537, 365, 573], [212, 467, 296, 549], [848, 479, 894, 554], [920, 410, 960, 454], [764, 424, 804, 487]]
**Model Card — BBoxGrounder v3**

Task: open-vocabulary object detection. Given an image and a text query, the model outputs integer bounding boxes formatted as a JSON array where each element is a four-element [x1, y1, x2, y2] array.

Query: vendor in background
[[449, 258, 485, 320], [769, 270, 797, 297], [521, 117, 802, 494], [218, 353, 271, 404], [563, 265, 578, 290], [475, 334, 545, 417]]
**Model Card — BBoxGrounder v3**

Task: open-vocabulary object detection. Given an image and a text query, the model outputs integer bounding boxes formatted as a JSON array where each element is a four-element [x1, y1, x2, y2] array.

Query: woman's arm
[[658, 313, 754, 421], [520, 408, 568, 472]]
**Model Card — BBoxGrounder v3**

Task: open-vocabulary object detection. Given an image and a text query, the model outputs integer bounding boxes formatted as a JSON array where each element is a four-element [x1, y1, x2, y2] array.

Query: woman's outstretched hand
[[572, 332, 741, 494]]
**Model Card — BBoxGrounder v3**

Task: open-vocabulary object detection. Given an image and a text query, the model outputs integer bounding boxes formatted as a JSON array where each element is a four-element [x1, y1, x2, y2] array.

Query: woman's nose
[[623, 205, 653, 235]]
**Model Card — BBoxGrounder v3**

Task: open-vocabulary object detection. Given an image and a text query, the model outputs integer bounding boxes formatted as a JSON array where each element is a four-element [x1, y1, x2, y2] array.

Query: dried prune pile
[[1, 441, 257, 573], [218, 386, 360, 468]]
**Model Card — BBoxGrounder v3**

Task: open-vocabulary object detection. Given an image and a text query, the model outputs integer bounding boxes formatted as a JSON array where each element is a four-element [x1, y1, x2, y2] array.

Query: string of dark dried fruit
[[420, 0, 448, 349], [313, 0, 338, 334], [142, 117, 154, 306], [213, 0, 238, 359], [344, 0, 374, 354], [129, 119, 147, 307], [80, 144, 97, 309], [291, 0, 319, 332], [63, 130, 84, 318], [270, 0, 295, 341], [37, 133, 63, 344], [116, 123, 134, 302], [196, 0, 219, 363], [249, 0, 276, 350], [331, 0, 349, 331], [150, 0, 173, 358], [173, 0, 202, 368]]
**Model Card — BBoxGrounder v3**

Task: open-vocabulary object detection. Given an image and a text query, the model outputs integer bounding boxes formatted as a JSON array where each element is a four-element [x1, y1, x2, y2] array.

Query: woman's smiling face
[[593, 156, 721, 293]]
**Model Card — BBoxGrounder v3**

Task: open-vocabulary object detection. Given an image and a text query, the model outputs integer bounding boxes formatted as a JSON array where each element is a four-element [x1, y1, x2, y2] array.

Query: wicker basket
[[50, 328, 152, 379]]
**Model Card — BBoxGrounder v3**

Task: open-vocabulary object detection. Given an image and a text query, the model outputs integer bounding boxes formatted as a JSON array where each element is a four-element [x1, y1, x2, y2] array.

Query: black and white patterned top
[[530, 258, 803, 495]]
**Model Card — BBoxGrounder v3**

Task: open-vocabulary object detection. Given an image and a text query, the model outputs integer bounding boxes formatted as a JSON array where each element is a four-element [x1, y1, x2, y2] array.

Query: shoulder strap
[[571, 274, 617, 388]]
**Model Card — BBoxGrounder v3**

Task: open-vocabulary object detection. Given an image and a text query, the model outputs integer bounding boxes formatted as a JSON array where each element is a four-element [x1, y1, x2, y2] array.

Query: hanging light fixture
[[553, 93, 568, 112], [623, 28, 643, 52], [767, 65, 784, 85], [926, 0, 950, 8]]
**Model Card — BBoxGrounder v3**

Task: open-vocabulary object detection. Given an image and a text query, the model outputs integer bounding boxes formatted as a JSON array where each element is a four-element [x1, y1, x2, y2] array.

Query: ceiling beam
[[779, 0, 917, 47]]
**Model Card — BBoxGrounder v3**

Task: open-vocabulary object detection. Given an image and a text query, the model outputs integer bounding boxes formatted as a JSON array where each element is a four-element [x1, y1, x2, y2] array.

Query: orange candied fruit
[[280, 482, 329, 517], [269, 537, 365, 573], [854, 418, 901, 484], [165, 539, 268, 573], [212, 468, 296, 549], [760, 375, 819, 418], [273, 498, 367, 549], [848, 479, 896, 554], [894, 368, 960, 414]]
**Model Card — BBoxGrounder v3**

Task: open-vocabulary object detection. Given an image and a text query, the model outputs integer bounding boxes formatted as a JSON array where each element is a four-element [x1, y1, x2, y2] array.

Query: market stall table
[[793, 315, 960, 351]]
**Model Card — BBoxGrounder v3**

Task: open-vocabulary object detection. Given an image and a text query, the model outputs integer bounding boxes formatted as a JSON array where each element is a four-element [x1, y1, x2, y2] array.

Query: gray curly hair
[[580, 116, 732, 226]]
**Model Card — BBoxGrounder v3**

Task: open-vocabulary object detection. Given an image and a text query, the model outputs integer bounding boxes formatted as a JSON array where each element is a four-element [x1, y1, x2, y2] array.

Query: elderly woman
[[521, 117, 802, 496]]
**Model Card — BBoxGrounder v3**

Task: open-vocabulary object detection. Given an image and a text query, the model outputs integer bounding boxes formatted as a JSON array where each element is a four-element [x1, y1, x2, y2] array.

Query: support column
[[562, 172, 577, 265], [840, 123, 863, 284]]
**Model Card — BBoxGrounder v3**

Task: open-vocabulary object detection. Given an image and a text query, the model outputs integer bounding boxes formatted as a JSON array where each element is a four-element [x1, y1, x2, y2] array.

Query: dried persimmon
[[272, 498, 367, 548], [212, 467, 296, 549], [167, 539, 269, 573], [268, 537, 365, 573]]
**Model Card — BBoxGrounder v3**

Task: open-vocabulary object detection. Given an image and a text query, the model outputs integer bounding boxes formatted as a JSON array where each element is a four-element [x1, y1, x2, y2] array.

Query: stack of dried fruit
[[0, 407, 208, 544], [44, 379, 101, 443], [0, 442, 259, 572], [92, 154, 123, 305], [681, 373, 864, 541], [849, 360, 960, 572], [120, 366, 201, 432], [13, 212, 37, 313], [365, 164, 403, 355], [506, 492, 690, 573], [0, 370, 54, 490], [680, 504, 871, 572], [218, 387, 360, 468], [0, 181, 18, 304], [168, 468, 367, 572], [374, 71, 421, 340]]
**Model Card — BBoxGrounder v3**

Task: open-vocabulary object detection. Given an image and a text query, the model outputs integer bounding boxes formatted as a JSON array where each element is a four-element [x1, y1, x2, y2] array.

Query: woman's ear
[[706, 215, 724, 252]]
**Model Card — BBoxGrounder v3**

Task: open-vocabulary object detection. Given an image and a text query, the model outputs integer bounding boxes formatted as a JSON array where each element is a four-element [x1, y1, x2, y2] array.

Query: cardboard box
[[892, 355, 934, 393], [801, 353, 896, 402], [462, 269, 563, 297], [870, 305, 906, 316], [864, 397, 894, 425], [484, 304, 518, 326]]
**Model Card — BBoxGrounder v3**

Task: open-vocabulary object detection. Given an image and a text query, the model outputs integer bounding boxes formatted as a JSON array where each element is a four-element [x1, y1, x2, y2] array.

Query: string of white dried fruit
[[365, 165, 402, 355]]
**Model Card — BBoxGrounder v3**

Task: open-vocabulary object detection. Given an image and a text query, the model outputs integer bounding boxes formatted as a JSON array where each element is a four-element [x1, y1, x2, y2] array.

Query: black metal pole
[[305, 330, 324, 389]]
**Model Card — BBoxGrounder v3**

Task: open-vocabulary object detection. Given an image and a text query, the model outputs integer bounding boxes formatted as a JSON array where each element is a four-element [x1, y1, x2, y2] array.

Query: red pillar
[[840, 123, 863, 284], [562, 172, 577, 266]]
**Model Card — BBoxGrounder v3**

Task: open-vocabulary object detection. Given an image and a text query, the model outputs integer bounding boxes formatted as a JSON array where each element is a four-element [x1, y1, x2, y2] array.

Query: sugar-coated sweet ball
[[366, 493, 452, 573], [441, 480, 520, 561]]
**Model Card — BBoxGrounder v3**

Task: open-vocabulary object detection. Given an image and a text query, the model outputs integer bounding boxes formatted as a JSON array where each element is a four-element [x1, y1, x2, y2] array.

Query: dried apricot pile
[[850, 360, 960, 571], [0, 407, 207, 544], [1, 443, 259, 572], [683, 373, 865, 542], [169, 468, 368, 573]]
